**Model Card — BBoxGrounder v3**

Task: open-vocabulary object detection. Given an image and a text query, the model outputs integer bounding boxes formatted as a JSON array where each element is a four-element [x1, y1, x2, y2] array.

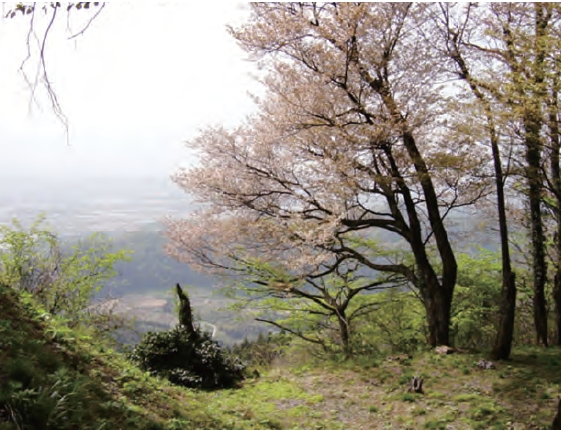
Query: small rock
[[435, 345, 455, 355], [386, 353, 411, 362], [475, 359, 496, 370]]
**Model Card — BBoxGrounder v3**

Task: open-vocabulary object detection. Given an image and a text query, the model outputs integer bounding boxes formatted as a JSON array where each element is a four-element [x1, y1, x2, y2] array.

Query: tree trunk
[[492, 272, 517, 359], [527, 4, 549, 347], [490, 113, 517, 360], [444, 29, 517, 359], [380, 95, 457, 348], [379, 130, 455, 348], [336, 308, 351, 358], [554, 273, 561, 346], [525, 115, 548, 347], [424, 282, 452, 346], [548, 82, 561, 346]]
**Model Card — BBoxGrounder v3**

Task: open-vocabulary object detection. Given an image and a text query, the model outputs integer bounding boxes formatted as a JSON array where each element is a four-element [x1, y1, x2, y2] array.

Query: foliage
[[355, 289, 426, 355], [450, 251, 502, 349], [128, 326, 246, 390], [5, 2, 102, 19], [231, 331, 292, 369], [224, 252, 401, 356], [0, 216, 131, 337]]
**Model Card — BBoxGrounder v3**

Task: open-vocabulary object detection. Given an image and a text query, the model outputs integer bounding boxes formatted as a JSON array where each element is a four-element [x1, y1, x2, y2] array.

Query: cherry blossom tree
[[166, 3, 489, 347]]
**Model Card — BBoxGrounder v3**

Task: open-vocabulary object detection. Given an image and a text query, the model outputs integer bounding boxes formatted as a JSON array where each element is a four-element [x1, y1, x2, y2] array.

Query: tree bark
[[488, 98, 517, 360], [526, 4, 549, 347], [554, 273, 561, 345], [525, 114, 549, 347], [423, 281, 452, 346], [335, 308, 351, 358], [377, 90, 456, 347], [547, 78, 561, 346]]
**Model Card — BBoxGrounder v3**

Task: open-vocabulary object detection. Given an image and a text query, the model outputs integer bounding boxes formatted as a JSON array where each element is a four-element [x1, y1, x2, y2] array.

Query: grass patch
[[412, 407, 426, 416], [422, 418, 448, 429], [402, 393, 419, 402], [455, 393, 484, 403]]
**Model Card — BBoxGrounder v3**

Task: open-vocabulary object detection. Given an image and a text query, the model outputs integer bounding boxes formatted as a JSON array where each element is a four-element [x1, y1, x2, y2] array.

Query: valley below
[[0, 176, 270, 345]]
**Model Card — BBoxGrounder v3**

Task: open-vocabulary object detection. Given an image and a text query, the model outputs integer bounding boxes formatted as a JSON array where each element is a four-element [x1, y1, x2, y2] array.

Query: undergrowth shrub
[[450, 252, 501, 349], [231, 331, 291, 368], [128, 326, 246, 390], [356, 289, 425, 355]]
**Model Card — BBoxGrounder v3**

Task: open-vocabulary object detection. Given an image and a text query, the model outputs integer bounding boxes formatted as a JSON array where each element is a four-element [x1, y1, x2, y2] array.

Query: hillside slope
[[1, 282, 560, 430], [0, 284, 229, 430]]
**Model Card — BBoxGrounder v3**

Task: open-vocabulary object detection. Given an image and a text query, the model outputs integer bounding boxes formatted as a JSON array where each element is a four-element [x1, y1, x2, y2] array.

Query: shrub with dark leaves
[[128, 326, 246, 390]]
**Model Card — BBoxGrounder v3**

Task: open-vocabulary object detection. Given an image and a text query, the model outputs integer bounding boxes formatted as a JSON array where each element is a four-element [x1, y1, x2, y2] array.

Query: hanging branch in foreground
[[5, 2, 106, 132]]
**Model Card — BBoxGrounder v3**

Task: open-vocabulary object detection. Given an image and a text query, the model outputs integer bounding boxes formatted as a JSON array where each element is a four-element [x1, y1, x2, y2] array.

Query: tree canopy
[[165, 3, 561, 356]]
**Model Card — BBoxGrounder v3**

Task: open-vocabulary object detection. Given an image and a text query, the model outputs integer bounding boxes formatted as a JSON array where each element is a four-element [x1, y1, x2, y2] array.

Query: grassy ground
[[198, 348, 561, 430], [1, 283, 560, 429]]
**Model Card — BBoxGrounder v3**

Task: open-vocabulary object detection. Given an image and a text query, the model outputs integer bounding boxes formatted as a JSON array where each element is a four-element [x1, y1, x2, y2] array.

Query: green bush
[[231, 331, 291, 368], [129, 326, 246, 390], [0, 216, 131, 342], [450, 251, 501, 350], [355, 289, 425, 354]]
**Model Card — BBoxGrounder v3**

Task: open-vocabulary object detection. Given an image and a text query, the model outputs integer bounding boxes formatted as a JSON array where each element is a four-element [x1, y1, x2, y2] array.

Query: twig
[[68, 2, 105, 40]]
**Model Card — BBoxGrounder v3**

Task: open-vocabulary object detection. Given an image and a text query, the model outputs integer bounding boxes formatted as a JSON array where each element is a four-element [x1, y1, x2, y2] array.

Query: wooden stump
[[408, 376, 424, 394]]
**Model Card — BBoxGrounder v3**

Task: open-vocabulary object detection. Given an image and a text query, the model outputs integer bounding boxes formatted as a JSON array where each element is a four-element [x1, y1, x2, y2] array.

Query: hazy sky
[[0, 3, 258, 181]]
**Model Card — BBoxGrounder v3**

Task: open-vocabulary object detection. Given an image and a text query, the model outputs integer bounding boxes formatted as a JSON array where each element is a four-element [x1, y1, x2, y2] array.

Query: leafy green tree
[[433, 3, 518, 359], [0, 216, 131, 332], [357, 288, 425, 355], [220, 243, 402, 358], [437, 3, 561, 349], [451, 252, 502, 350]]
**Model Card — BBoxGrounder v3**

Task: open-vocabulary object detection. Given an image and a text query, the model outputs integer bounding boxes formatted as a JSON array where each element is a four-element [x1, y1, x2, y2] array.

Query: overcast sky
[[0, 3, 258, 181]]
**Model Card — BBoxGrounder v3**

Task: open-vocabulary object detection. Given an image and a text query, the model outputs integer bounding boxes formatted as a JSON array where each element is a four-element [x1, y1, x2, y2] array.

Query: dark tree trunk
[[492, 272, 517, 359], [335, 308, 351, 357], [490, 115, 517, 360], [526, 4, 549, 347], [401, 131, 456, 347], [547, 79, 561, 346], [386, 120, 456, 348], [378, 129, 455, 348], [554, 273, 561, 345], [525, 116, 548, 347], [444, 29, 517, 358], [423, 281, 452, 346], [359, 50, 457, 349]]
